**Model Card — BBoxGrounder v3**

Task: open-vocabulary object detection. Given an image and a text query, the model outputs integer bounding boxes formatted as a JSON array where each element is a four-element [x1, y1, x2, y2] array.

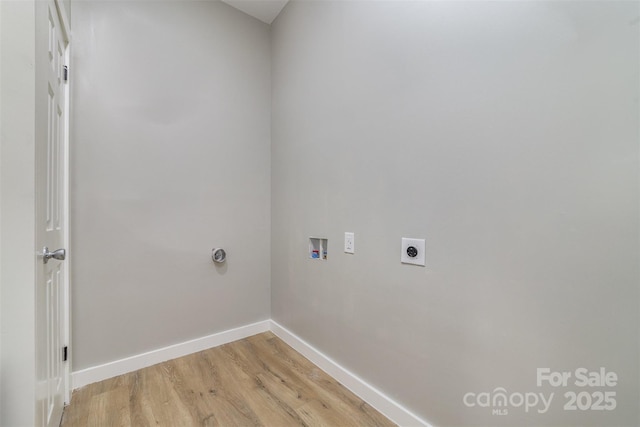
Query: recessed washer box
[[401, 238, 425, 266], [309, 237, 328, 260]]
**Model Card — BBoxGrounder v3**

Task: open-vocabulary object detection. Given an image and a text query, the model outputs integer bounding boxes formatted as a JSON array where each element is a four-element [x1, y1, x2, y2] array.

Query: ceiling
[[220, 0, 289, 24]]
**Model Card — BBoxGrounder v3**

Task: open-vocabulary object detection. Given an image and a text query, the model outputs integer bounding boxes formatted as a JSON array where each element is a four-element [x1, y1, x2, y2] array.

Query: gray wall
[[271, 2, 639, 426], [0, 1, 37, 424], [71, 0, 271, 370]]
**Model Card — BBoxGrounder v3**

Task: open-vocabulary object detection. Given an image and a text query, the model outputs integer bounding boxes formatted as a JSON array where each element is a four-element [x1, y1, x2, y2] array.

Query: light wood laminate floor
[[61, 332, 396, 427]]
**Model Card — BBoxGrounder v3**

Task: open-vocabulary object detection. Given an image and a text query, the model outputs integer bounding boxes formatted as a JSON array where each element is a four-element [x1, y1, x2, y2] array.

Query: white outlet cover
[[401, 238, 425, 266], [344, 232, 355, 254]]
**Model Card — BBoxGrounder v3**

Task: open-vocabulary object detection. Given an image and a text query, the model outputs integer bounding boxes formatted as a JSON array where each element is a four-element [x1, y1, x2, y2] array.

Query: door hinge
[[63, 65, 68, 82], [63, 346, 68, 362]]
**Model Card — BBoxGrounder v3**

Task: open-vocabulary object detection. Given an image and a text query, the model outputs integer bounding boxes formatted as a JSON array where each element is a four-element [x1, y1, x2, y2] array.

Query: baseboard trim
[[71, 320, 270, 390], [269, 320, 432, 427], [71, 318, 431, 427]]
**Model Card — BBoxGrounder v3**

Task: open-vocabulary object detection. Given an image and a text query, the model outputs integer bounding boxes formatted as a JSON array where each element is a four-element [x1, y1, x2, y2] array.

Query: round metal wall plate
[[212, 248, 226, 263]]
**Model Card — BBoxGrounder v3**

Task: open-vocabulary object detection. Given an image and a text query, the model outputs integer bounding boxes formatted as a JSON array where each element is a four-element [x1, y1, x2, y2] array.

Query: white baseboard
[[71, 320, 270, 390], [269, 320, 432, 427], [71, 318, 431, 427]]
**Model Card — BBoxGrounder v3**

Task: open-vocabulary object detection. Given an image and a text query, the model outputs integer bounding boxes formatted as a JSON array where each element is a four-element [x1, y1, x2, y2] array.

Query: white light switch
[[344, 232, 355, 254], [401, 237, 425, 266]]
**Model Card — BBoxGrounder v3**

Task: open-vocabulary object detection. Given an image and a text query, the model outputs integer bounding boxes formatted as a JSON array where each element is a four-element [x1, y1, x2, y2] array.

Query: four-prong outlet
[[401, 238, 425, 266]]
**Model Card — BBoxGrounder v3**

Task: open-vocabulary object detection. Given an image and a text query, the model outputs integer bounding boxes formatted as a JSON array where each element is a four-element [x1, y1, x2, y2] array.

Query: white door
[[35, 0, 70, 425]]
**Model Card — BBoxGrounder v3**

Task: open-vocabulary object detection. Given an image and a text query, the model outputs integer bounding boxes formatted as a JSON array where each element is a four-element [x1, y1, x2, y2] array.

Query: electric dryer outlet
[[401, 238, 425, 266]]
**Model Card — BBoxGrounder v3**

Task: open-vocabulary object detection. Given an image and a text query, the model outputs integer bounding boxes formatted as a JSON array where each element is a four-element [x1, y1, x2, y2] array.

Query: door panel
[[36, 0, 69, 426]]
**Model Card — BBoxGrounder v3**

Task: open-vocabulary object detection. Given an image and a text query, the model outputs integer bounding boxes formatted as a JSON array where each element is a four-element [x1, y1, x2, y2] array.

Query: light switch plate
[[344, 232, 354, 254], [401, 238, 425, 266]]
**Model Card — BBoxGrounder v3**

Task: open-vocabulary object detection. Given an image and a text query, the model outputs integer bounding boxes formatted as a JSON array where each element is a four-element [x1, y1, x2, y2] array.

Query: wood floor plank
[[169, 354, 220, 426], [60, 332, 396, 427], [128, 371, 152, 427], [87, 387, 131, 427]]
